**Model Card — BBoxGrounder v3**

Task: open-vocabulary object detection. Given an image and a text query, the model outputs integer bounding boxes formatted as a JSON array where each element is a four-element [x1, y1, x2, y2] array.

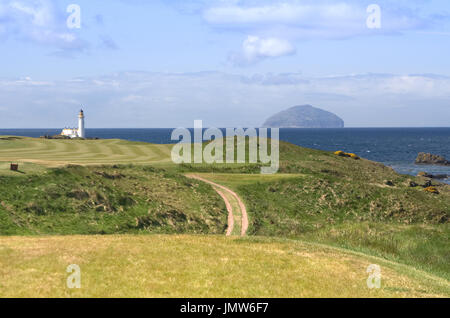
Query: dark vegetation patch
[[0, 165, 226, 235]]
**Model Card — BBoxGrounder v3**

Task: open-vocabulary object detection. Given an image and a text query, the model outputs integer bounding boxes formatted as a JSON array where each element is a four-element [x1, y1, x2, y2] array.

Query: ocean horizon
[[1, 127, 449, 183]]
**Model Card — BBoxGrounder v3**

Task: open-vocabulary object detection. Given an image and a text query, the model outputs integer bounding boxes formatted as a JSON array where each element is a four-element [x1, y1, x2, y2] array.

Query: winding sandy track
[[214, 189, 235, 236], [187, 174, 248, 236]]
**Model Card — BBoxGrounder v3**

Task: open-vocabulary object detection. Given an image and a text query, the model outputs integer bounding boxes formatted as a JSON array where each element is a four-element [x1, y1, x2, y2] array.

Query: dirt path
[[187, 174, 248, 236], [214, 189, 235, 236]]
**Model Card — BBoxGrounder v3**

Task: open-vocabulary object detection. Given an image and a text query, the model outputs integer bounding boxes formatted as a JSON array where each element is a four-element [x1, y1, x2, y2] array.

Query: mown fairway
[[0, 235, 449, 298], [0, 136, 173, 167]]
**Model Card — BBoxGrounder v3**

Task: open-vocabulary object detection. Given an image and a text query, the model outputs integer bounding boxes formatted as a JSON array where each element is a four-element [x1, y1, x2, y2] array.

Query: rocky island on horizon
[[263, 105, 345, 128]]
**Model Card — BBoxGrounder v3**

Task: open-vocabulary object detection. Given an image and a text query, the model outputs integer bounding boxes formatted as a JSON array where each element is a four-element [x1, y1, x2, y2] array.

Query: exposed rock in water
[[417, 171, 448, 179], [263, 105, 344, 128], [415, 153, 450, 166]]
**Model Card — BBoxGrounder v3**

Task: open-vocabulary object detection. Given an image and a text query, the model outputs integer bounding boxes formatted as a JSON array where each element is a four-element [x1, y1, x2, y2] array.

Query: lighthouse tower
[[78, 109, 85, 138]]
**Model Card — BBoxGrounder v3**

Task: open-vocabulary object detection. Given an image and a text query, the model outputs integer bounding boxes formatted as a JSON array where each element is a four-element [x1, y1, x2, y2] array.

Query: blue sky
[[1, 0, 450, 127]]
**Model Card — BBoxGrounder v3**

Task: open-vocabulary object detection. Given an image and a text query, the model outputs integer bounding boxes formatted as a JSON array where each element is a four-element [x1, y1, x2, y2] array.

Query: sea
[[1, 128, 449, 184]]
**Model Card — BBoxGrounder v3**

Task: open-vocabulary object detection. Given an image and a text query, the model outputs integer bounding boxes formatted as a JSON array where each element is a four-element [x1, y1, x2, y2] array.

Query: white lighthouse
[[60, 109, 86, 139], [78, 109, 85, 138]]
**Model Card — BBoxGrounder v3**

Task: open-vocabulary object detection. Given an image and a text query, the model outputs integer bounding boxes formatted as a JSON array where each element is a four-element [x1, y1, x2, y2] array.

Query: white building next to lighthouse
[[61, 110, 86, 138]]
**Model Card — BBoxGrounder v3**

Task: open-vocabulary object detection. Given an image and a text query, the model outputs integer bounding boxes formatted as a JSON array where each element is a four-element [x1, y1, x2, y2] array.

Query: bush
[[348, 153, 360, 160], [334, 151, 347, 156], [334, 151, 359, 160], [424, 186, 439, 194]]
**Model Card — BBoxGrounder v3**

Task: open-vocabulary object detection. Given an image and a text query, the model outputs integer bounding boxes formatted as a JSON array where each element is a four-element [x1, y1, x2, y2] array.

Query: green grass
[[0, 136, 173, 167], [0, 235, 448, 298], [0, 165, 226, 235], [0, 136, 449, 296], [192, 172, 450, 280], [0, 161, 48, 176], [300, 222, 450, 280]]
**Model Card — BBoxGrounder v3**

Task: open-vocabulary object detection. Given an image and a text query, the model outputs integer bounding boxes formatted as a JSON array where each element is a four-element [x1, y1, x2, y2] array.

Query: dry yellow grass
[[0, 235, 448, 298]]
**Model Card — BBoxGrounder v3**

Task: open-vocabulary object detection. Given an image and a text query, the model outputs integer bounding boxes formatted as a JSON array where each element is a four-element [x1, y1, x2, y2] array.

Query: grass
[[0, 235, 448, 298], [0, 165, 226, 235], [0, 136, 173, 168], [0, 161, 48, 176], [191, 172, 450, 280], [300, 222, 450, 280], [0, 136, 449, 297]]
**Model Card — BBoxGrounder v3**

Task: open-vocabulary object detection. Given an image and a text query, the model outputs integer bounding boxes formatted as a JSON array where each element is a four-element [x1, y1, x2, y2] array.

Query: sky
[[0, 0, 450, 128]]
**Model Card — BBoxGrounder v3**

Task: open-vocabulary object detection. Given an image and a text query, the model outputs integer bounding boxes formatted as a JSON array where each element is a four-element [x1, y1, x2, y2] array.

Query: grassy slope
[[0, 165, 226, 235], [0, 136, 449, 290], [191, 142, 450, 280], [0, 235, 448, 298]]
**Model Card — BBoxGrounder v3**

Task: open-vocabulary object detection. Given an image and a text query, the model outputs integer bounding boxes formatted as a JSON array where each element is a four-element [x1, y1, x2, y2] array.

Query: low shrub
[[424, 186, 439, 194], [334, 151, 359, 160]]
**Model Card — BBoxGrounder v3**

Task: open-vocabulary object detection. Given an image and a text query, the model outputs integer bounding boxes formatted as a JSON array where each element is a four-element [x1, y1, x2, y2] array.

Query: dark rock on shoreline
[[417, 171, 433, 178], [408, 181, 418, 187], [432, 174, 449, 180], [423, 180, 433, 188], [417, 171, 448, 179], [415, 153, 450, 166], [40, 135, 100, 140]]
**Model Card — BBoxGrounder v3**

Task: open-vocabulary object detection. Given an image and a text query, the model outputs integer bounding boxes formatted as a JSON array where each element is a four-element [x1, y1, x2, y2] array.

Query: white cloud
[[203, 2, 364, 46], [0, 0, 87, 50], [0, 0, 119, 54], [10, 1, 53, 27], [195, 0, 450, 46], [204, 3, 360, 26], [192, 0, 450, 65], [236, 35, 295, 64], [0, 72, 449, 128]]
